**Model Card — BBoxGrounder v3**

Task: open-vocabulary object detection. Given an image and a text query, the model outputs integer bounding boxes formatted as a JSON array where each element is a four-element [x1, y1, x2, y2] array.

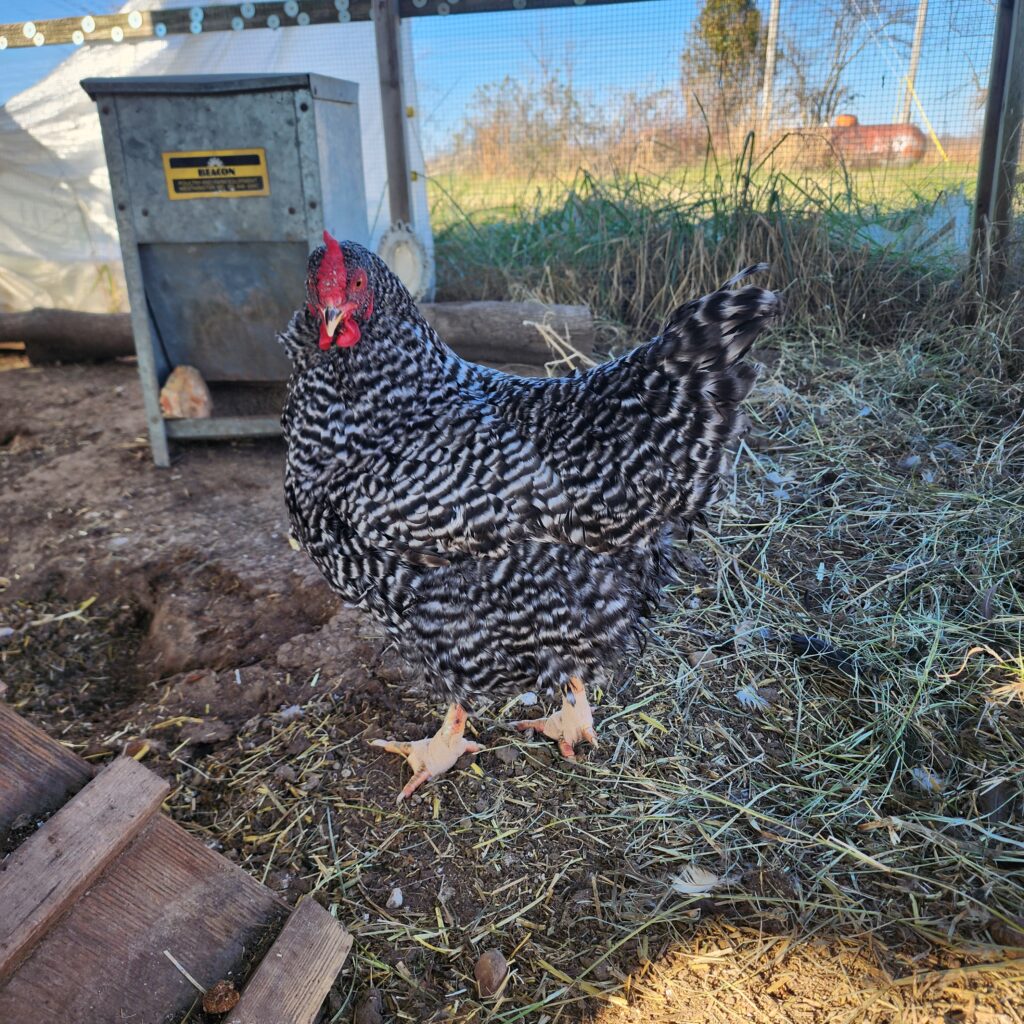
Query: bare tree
[[777, 0, 915, 127], [447, 58, 590, 177]]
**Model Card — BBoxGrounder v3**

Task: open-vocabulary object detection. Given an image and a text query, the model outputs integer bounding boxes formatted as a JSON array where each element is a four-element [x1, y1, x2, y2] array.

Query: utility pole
[[760, 0, 781, 135], [899, 0, 928, 124]]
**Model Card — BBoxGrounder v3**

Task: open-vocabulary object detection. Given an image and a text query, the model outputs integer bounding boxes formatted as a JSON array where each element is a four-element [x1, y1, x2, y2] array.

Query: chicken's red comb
[[323, 229, 343, 258], [320, 230, 346, 291]]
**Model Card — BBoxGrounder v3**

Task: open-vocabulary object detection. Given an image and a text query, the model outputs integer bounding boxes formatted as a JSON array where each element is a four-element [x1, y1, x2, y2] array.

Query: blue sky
[[1, 0, 997, 147]]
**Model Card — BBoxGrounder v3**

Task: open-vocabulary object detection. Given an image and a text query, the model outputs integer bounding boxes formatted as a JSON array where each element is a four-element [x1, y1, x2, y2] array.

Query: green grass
[[428, 160, 979, 229], [430, 165, 984, 362]]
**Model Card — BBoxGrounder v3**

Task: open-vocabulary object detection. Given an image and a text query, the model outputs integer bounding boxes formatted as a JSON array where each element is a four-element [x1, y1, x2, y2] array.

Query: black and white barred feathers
[[279, 242, 779, 708]]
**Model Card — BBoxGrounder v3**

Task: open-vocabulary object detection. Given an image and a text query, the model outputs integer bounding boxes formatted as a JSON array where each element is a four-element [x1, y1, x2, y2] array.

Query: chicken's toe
[[513, 677, 599, 761], [368, 703, 485, 802]]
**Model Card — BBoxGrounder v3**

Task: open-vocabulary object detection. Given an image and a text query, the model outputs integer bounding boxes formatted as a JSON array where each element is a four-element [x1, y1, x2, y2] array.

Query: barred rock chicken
[[280, 231, 778, 800]]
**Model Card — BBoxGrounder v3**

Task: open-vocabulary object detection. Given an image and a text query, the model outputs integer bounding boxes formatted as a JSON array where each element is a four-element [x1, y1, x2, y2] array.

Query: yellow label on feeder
[[162, 148, 270, 200]]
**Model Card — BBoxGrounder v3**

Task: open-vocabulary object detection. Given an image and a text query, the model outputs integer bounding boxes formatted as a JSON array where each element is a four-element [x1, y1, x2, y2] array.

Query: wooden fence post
[[374, 0, 413, 227]]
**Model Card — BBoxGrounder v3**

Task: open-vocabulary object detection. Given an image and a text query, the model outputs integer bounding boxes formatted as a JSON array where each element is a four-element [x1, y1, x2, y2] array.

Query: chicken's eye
[[353, 271, 367, 291]]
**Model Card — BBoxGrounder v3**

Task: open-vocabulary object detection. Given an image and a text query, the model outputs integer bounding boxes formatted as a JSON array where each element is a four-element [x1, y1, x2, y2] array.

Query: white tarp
[[0, 1, 432, 313]]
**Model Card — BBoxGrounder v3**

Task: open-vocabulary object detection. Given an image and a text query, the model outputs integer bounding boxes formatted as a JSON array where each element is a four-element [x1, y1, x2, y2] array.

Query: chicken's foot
[[370, 703, 485, 802], [513, 676, 599, 760]]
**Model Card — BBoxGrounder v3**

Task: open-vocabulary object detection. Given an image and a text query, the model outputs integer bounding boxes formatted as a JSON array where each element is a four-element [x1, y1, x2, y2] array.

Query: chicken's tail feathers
[[722, 262, 770, 288], [276, 306, 320, 366], [656, 265, 780, 377]]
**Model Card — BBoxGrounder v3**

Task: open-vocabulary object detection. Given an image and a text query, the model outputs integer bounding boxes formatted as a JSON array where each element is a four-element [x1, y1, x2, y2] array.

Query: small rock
[[496, 744, 521, 765], [474, 948, 508, 998], [518, 691, 538, 706], [279, 704, 304, 722], [386, 886, 403, 909], [202, 979, 240, 1014], [0, 626, 16, 643], [179, 717, 235, 745], [591, 961, 611, 981], [286, 734, 310, 756], [353, 988, 384, 1024], [273, 764, 298, 783]]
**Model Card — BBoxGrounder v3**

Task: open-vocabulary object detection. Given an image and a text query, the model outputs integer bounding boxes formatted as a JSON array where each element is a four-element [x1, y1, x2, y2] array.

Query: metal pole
[[760, 0, 781, 135], [373, 0, 412, 226], [899, 0, 929, 124], [970, 0, 1019, 297], [989, 0, 1024, 291]]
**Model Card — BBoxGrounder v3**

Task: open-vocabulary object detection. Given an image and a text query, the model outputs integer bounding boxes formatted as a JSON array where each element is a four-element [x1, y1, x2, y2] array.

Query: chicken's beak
[[323, 301, 360, 340], [323, 306, 344, 338]]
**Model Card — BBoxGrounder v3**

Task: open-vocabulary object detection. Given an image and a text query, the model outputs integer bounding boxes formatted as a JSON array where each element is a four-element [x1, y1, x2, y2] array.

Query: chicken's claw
[[370, 703, 484, 802], [513, 677, 598, 760]]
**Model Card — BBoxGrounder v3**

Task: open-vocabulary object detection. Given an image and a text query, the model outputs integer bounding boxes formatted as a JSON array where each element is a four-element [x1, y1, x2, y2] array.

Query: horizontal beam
[[164, 416, 283, 439], [0, 0, 653, 48]]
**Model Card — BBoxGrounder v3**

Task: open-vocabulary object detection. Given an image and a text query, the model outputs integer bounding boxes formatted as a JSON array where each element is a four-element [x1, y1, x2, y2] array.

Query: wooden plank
[[0, 815, 286, 1023], [226, 900, 352, 1024], [374, 0, 413, 226], [0, 704, 93, 841], [0, 757, 168, 983]]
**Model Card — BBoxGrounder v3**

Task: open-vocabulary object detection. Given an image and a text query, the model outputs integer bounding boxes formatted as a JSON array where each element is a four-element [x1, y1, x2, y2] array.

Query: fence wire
[[407, 0, 995, 225], [0, 0, 1008, 269]]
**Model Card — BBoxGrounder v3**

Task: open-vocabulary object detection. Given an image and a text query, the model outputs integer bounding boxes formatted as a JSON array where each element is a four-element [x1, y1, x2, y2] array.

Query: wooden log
[[0, 309, 132, 364], [421, 301, 594, 365], [0, 756, 168, 983], [225, 899, 352, 1024], [2, 302, 594, 367]]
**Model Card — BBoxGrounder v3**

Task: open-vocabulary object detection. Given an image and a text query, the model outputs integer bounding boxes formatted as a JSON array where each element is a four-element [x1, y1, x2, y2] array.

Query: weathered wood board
[[227, 899, 353, 1024], [0, 815, 287, 1024], [0, 706, 352, 1024], [0, 704, 93, 837], [0, 757, 169, 983]]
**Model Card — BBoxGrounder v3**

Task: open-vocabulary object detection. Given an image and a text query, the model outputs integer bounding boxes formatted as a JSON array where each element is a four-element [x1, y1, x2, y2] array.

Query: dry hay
[[3, 241, 1024, 1022]]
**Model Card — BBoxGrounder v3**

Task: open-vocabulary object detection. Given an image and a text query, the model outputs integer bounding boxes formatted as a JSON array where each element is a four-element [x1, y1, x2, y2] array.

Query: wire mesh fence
[[0, 0, 1012, 303], [408, 0, 996, 223]]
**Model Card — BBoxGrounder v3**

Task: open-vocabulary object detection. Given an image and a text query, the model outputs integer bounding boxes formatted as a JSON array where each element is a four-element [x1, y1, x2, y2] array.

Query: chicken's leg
[[513, 676, 599, 760], [370, 703, 485, 802]]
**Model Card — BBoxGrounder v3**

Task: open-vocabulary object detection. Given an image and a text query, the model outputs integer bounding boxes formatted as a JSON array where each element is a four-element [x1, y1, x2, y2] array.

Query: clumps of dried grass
[[79, 175, 1024, 1022], [432, 168, 974, 358], [157, 295, 1024, 1023]]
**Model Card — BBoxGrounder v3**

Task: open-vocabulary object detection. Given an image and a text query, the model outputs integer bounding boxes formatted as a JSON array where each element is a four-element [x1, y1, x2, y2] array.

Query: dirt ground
[[1, 357, 1022, 1024]]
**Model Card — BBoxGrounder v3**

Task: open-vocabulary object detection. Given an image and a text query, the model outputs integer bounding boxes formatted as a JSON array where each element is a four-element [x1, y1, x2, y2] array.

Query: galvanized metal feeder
[[82, 73, 368, 466]]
